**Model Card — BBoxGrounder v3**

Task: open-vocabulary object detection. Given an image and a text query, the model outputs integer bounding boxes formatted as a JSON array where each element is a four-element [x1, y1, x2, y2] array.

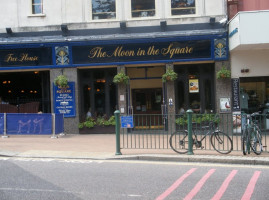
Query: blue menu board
[[53, 82, 76, 117], [121, 116, 134, 128]]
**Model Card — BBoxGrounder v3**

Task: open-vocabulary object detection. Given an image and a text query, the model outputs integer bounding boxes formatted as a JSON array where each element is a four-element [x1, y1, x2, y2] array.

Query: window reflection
[[171, 0, 195, 16], [92, 0, 116, 20], [131, 0, 155, 18], [32, 0, 43, 14]]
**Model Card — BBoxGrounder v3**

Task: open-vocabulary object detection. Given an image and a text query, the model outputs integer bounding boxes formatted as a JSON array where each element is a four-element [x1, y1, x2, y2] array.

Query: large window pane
[[131, 0, 155, 18], [32, 0, 43, 14], [171, 0, 195, 16], [92, 0, 116, 20]]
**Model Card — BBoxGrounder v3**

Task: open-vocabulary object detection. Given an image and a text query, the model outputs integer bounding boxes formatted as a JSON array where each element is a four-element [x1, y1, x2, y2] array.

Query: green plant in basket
[[162, 69, 178, 82], [217, 67, 231, 79], [113, 70, 129, 85], [54, 75, 68, 87]]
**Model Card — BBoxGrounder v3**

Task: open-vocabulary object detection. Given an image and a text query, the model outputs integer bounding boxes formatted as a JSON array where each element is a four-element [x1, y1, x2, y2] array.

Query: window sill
[[90, 18, 119, 22], [27, 14, 46, 17]]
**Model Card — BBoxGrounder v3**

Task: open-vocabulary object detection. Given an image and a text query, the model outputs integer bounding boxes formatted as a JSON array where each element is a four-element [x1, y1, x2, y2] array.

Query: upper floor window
[[92, 0, 116, 20], [171, 0, 195, 16], [32, 0, 43, 14], [131, 0, 155, 18]]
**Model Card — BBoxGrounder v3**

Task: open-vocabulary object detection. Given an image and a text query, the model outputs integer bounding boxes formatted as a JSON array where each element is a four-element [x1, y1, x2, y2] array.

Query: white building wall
[[231, 49, 269, 78], [240, 11, 269, 45], [205, 0, 225, 16], [0, 1, 18, 28], [0, 0, 227, 32], [228, 14, 240, 51], [229, 11, 269, 51]]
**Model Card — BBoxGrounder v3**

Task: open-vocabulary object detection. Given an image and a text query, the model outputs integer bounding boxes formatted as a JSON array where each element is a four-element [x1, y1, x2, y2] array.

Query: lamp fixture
[[120, 21, 126, 29], [210, 17, 215, 24], [61, 24, 68, 33], [6, 27, 12, 34], [241, 69, 249, 73], [160, 20, 167, 29]]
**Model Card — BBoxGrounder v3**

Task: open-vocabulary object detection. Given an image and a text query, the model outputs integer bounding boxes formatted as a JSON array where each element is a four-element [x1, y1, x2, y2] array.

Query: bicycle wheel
[[242, 128, 249, 155], [210, 131, 233, 154], [250, 128, 263, 155], [169, 131, 189, 154]]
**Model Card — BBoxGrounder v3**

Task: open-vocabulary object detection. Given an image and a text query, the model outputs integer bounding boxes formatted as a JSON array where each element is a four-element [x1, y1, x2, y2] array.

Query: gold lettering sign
[[4, 53, 39, 63], [161, 44, 193, 59], [87, 43, 194, 59]]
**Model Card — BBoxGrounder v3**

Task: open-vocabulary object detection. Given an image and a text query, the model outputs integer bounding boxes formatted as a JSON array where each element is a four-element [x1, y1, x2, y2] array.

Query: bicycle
[[169, 122, 233, 154], [242, 112, 263, 155]]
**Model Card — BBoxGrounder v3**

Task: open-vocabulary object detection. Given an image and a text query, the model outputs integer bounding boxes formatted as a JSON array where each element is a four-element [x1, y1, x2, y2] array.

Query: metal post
[[51, 113, 58, 139], [2, 113, 9, 138], [59, 114, 65, 136], [115, 110, 122, 155], [187, 109, 194, 155]]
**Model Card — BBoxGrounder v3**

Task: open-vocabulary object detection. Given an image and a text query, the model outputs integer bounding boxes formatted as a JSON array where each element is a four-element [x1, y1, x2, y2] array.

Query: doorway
[[132, 88, 164, 129], [132, 88, 162, 114]]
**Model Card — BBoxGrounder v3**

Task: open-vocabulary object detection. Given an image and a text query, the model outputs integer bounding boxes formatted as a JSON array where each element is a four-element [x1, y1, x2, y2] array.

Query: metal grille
[[119, 113, 269, 153]]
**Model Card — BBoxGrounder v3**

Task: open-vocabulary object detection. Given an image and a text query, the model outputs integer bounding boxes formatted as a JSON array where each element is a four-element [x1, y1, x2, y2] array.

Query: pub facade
[[0, 0, 230, 134]]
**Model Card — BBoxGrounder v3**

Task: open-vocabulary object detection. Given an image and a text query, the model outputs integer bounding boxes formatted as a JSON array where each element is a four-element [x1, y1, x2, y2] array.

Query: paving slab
[[0, 134, 269, 165]]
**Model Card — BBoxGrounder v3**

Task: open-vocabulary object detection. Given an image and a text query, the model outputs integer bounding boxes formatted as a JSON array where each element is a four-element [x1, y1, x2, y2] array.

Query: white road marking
[[0, 187, 84, 195], [1, 156, 269, 169]]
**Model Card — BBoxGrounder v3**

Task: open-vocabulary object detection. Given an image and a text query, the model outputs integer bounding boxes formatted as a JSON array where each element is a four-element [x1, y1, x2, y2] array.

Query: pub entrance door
[[132, 88, 164, 129]]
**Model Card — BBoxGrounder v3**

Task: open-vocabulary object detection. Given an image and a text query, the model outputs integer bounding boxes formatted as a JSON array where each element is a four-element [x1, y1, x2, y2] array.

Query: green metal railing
[[115, 110, 269, 154]]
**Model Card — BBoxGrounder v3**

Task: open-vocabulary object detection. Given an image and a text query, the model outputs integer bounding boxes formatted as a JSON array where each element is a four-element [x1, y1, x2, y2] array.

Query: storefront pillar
[[215, 61, 232, 113], [117, 66, 128, 115], [165, 63, 176, 133], [50, 68, 79, 134]]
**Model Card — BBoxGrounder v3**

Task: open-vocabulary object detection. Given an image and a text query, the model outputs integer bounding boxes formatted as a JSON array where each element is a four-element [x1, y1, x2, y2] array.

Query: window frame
[[170, 0, 196, 17], [31, 0, 43, 15], [130, 0, 157, 19], [91, 0, 117, 21]]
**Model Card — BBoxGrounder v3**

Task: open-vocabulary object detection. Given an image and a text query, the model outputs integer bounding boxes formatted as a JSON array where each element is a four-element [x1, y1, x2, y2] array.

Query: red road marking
[[211, 170, 238, 200], [183, 169, 216, 200], [241, 171, 261, 200], [155, 168, 197, 200]]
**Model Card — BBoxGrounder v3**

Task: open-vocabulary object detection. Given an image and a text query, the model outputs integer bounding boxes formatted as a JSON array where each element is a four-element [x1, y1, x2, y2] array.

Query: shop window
[[204, 79, 213, 113], [131, 0, 155, 18], [240, 77, 269, 114], [177, 81, 185, 114], [175, 64, 214, 114], [171, 0, 196, 16], [79, 69, 117, 119], [32, 0, 43, 14], [92, 0, 116, 20]]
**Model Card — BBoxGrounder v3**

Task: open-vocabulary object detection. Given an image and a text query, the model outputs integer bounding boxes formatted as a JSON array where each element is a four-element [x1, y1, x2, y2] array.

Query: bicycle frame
[[191, 124, 216, 147], [242, 112, 263, 155]]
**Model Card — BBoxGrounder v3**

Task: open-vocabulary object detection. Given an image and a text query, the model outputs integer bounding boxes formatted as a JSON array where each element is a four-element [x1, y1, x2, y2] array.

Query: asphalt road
[[0, 157, 268, 200]]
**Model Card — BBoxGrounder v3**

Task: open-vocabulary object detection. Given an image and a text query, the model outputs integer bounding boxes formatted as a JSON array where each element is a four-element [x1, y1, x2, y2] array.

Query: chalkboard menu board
[[232, 78, 240, 111], [53, 82, 76, 117]]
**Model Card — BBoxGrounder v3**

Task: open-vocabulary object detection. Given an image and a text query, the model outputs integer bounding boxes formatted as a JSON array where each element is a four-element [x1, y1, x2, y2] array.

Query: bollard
[[2, 113, 9, 138], [186, 109, 194, 155], [51, 113, 58, 139], [241, 111, 250, 154], [114, 110, 122, 155]]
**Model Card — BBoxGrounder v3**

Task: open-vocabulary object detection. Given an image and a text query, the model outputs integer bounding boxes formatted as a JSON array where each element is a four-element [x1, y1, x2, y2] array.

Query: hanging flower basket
[[217, 67, 231, 79], [113, 71, 130, 85], [162, 69, 178, 82], [54, 75, 68, 88]]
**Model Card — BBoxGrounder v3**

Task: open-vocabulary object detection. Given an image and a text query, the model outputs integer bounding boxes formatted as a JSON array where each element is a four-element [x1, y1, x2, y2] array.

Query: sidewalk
[[1, 134, 269, 165]]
